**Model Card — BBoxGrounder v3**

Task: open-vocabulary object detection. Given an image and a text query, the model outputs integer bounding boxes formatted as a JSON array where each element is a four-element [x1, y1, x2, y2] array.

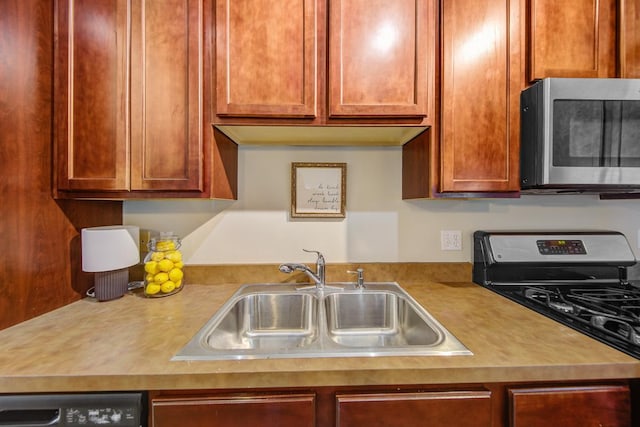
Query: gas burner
[[568, 288, 640, 304]]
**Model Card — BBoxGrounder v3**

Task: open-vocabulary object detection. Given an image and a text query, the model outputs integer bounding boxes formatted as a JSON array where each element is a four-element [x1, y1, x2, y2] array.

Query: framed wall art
[[291, 162, 346, 218]]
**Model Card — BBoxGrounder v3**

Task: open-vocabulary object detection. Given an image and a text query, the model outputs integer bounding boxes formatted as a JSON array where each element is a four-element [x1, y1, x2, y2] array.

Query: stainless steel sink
[[173, 283, 471, 360], [325, 291, 442, 347], [205, 292, 318, 350]]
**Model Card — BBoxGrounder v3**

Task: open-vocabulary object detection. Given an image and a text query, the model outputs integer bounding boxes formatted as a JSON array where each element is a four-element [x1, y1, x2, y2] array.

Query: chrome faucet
[[279, 249, 326, 289]]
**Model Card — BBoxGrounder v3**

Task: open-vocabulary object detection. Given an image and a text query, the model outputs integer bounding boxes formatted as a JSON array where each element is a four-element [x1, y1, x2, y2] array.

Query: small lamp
[[81, 225, 140, 301]]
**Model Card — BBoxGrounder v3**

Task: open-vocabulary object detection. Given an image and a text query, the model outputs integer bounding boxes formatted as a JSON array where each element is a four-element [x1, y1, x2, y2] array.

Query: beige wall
[[124, 145, 640, 265]]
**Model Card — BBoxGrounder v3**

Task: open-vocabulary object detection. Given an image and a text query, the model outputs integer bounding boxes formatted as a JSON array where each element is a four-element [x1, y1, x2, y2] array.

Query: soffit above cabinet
[[215, 126, 428, 146]]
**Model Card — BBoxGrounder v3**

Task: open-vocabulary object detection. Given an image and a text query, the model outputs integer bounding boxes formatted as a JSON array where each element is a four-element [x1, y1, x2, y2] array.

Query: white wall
[[124, 145, 640, 265]]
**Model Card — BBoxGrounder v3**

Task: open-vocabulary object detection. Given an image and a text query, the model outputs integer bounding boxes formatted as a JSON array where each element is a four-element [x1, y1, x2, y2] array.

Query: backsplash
[[124, 145, 640, 267]]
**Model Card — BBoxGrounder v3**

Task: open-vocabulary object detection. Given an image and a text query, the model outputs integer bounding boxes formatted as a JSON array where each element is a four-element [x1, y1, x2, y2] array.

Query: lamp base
[[94, 268, 130, 301]]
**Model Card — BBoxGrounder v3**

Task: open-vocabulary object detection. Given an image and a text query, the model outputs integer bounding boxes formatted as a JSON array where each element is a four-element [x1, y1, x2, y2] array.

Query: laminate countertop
[[1, 280, 639, 393]]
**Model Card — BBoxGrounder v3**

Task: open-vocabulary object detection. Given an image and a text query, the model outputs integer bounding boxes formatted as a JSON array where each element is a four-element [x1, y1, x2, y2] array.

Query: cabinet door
[[54, 0, 129, 191], [439, 0, 522, 193], [620, 0, 640, 78], [336, 390, 492, 427], [528, 0, 616, 81], [328, 0, 434, 119], [151, 393, 315, 427], [509, 385, 631, 427], [130, 0, 204, 191], [215, 0, 317, 118]]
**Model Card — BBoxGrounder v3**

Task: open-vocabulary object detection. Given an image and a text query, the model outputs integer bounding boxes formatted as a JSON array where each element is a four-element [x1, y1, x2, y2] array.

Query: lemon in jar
[[153, 272, 169, 284], [157, 259, 174, 272], [168, 268, 183, 283], [160, 281, 176, 293], [165, 250, 182, 263], [145, 283, 161, 295], [144, 261, 159, 275]]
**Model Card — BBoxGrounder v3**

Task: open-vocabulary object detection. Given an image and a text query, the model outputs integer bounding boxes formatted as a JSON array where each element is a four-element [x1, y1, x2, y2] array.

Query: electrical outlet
[[441, 230, 462, 251]]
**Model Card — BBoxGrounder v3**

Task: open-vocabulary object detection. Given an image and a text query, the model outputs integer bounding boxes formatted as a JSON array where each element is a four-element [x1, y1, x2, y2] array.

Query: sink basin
[[173, 283, 471, 360], [206, 292, 318, 350], [325, 291, 442, 347]]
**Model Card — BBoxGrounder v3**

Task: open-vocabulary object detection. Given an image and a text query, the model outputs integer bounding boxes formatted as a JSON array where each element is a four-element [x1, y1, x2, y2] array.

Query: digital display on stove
[[536, 239, 587, 255]]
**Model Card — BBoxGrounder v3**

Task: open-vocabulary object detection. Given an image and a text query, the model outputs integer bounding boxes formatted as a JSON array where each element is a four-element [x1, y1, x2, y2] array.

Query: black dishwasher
[[0, 392, 146, 426]]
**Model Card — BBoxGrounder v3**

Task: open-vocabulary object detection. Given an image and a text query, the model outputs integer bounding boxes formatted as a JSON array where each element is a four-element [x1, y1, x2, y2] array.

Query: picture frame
[[291, 162, 346, 218]]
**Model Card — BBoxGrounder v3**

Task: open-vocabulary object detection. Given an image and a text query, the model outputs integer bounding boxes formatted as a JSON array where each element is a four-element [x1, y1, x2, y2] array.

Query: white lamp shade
[[81, 226, 140, 272]]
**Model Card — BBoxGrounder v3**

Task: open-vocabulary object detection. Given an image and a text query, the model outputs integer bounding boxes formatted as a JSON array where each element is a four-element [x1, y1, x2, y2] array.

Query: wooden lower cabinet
[[509, 385, 631, 427], [150, 392, 316, 427], [336, 390, 492, 427], [150, 382, 631, 427]]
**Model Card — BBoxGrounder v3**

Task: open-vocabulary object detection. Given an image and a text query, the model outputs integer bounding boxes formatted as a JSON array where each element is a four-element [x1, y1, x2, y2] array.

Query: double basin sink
[[173, 282, 471, 360]]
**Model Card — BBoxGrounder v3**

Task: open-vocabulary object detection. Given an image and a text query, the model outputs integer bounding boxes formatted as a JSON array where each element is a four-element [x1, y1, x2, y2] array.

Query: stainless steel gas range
[[473, 230, 640, 358]]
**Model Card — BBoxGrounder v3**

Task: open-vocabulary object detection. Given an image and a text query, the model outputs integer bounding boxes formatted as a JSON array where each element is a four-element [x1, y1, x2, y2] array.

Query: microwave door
[[549, 100, 640, 185], [619, 100, 640, 168]]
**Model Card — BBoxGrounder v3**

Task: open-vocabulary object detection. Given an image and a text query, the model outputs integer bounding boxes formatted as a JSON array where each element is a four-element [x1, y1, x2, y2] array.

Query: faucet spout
[[279, 249, 326, 289], [278, 263, 322, 286]]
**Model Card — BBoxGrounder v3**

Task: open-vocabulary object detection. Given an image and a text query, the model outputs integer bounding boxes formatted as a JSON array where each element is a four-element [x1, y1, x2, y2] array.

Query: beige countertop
[[0, 279, 639, 393]]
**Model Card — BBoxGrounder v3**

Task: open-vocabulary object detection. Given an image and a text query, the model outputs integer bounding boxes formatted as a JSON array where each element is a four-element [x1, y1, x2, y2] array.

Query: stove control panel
[[536, 239, 587, 255], [479, 232, 636, 264]]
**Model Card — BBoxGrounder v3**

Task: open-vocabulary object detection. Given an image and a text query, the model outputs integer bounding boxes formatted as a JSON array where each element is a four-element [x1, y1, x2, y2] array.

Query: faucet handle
[[347, 268, 365, 288], [303, 249, 324, 263]]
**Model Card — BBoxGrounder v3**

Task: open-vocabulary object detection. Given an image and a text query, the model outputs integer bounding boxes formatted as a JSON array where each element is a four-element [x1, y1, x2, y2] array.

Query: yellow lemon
[[154, 272, 169, 284], [144, 261, 159, 274], [165, 250, 182, 263], [174, 261, 184, 269], [145, 283, 161, 295], [145, 273, 155, 282], [160, 281, 176, 293], [157, 259, 174, 272], [168, 268, 183, 282], [174, 279, 183, 288], [150, 251, 165, 262]]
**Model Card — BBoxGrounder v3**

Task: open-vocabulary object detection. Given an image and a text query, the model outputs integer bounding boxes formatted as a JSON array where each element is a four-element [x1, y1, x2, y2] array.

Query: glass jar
[[143, 232, 184, 297]]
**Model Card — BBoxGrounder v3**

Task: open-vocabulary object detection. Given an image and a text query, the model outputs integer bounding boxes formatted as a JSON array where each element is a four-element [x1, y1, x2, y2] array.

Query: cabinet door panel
[[509, 385, 631, 427], [55, 0, 129, 191], [336, 390, 492, 427], [215, 0, 316, 118], [130, 0, 203, 191], [528, 0, 616, 80], [440, 0, 521, 192], [151, 393, 315, 427], [620, 0, 640, 78], [328, 0, 434, 118]]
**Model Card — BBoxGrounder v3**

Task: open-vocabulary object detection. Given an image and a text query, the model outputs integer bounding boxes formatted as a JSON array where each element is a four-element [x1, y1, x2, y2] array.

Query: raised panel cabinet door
[[130, 0, 204, 191], [151, 393, 316, 427], [328, 0, 434, 118], [620, 0, 640, 78], [336, 390, 492, 427], [528, 0, 616, 81], [215, 0, 317, 118], [440, 0, 522, 193], [509, 385, 631, 427], [54, 0, 129, 191]]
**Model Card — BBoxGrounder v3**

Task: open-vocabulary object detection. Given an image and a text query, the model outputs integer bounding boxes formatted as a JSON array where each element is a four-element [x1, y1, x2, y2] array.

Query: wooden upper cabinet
[[215, 0, 317, 118], [620, 0, 640, 78], [438, 0, 522, 193], [54, 0, 220, 198], [328, 0, 434, 119], [130, 0, 203, 191], [214, 0, 435, 124], [54, 0, 129, 191], [527, 0, 616, 81]]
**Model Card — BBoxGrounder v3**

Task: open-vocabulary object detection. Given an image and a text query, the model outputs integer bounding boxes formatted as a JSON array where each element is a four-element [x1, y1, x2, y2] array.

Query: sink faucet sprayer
[[279, 249, 326, 289]]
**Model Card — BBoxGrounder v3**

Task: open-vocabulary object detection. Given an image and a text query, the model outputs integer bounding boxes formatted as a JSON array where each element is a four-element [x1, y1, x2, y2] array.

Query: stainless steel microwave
[[520, 78, 640, 194]]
